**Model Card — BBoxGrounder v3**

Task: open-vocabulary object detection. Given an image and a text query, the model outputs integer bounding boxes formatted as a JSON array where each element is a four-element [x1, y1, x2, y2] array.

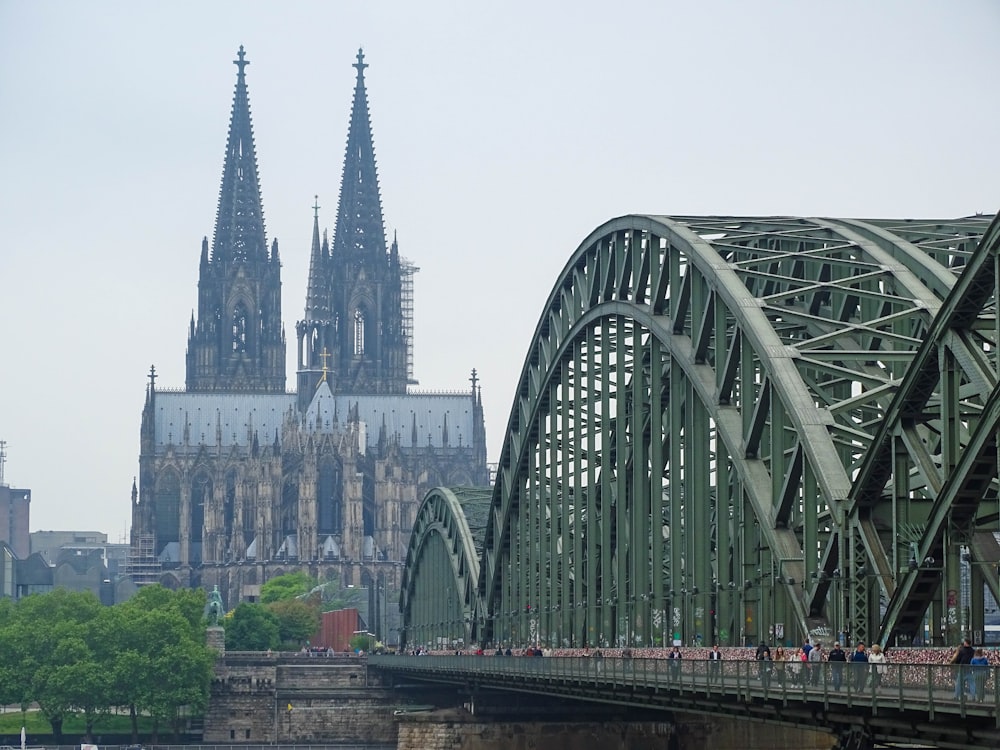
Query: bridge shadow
[[372, 654, 1000, 750]]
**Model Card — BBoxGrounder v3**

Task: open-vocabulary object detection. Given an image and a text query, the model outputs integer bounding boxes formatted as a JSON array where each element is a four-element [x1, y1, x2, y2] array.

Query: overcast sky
[[1, 1, 998, 541]]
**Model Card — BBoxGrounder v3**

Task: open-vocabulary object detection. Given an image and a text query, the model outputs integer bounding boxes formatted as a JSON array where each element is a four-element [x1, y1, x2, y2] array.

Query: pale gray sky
[[1, 1, 998, 540]]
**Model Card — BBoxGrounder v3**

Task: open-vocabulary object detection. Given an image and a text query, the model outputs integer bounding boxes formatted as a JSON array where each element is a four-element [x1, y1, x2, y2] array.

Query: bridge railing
[[371, 654, 1000, 720]]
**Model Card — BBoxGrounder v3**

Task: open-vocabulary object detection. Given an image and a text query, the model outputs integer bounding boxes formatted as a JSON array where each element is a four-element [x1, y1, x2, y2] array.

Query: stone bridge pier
[[208, 654, 844, 749], [395, 708, 837, 750]]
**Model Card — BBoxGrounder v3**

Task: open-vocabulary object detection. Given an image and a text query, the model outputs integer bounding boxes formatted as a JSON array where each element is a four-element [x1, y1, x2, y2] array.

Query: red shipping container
[[312, 608, 361, 652]]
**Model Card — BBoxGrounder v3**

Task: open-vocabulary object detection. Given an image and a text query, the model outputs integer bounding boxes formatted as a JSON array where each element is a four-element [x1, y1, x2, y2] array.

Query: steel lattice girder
[[400, 487, 492, 650], [851, 214, 1000, 644], [477, 214, 995, 650]]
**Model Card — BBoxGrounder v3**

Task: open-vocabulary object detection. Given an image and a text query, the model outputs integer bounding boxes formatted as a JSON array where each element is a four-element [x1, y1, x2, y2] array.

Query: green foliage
[[0, 710, 154, 735], [349, 633, 374, 652], [13, 590, 105, 740], [260, 571, 315, 604], [316, 571, 366, 612], [267, 598, 321, 647], [225, 602, 280, 651], [0, 586, 215, 742], [259, 570, 367, 613]]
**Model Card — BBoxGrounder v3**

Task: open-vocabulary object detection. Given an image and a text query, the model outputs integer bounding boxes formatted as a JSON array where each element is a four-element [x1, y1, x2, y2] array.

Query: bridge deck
[[372, 654, 1000, 749]]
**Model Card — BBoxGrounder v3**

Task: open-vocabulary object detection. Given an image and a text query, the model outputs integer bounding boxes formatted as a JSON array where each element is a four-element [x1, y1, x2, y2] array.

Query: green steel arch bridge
[[400, 212, 1000, 655]]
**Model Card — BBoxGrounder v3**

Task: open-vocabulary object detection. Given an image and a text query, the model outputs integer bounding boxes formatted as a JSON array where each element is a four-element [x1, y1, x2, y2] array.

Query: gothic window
[[282, 479, 299, 538], [224, 470, 237, 542], [243, 492, 256, 547], [155, 470, 181, 552], [362, 471, 375, 536], [190, 474, 211, 564], [232, 304, 249, 352], [354, 309, 365, 355], [318, 460, 343, 535]]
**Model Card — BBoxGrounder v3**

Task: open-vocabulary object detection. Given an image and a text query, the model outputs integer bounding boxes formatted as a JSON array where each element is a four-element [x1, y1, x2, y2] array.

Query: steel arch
[[851, 213, 1000, 645], [478, 214, 994, 650], [400, 486, 492, 650]]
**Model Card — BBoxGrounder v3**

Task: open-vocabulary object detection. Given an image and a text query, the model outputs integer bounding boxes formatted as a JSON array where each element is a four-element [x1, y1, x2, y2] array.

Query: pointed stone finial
[[313, 195, 321, 220], [354, 47, 368, 77], [234, 45, 249, 76]]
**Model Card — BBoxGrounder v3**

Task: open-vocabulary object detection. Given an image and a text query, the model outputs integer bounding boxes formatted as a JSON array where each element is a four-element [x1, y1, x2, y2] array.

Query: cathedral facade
[[129, 48, 488, 612]]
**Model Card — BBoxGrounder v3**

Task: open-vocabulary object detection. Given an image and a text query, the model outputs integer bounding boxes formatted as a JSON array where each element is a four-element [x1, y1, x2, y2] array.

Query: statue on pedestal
[[205, 585, 225, 626]]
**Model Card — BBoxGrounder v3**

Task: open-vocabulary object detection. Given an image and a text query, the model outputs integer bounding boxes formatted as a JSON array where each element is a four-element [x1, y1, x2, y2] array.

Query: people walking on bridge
[[773, 646, 786, 687], [808, 642, 823, 686], [668, 645, 682, 681], [971, 648, 989, 702], [708, 644, 723, 683], [787, 647, 804, 685], [802, 639, 813, 660], [951, 638, 975, 700], [827, 642, 847, 691], [850, 642, 868, 691], [867, 644, 886, 689], [755, 643, 772, 688]]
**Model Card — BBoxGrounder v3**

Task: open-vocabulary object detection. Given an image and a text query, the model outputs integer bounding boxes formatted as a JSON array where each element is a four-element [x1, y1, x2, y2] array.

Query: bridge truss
[[400, 486, 492, 649], [403, 214, 1000, 651]]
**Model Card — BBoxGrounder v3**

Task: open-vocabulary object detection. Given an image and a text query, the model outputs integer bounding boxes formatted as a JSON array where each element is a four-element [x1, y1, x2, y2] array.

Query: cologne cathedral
[[128, 47, 489, 610]]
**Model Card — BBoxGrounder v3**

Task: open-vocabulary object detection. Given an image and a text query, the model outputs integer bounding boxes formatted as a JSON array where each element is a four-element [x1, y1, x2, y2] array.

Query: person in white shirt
[[867, 643, 887, 689]]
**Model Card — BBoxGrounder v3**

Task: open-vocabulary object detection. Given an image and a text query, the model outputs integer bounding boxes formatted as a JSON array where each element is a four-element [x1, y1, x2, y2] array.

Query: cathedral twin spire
[[186, 45, 284, 393], [213, 45, 269, 265], [187, 45, 404, 398], [331, 48, 388, 261], [297, 48, 409, 400]]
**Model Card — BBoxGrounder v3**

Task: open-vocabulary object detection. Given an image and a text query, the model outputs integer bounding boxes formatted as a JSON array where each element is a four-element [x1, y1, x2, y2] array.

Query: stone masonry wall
[[206, 655, 398, 745], [396, 710, 837, 750], [207, 655, 837, 749]]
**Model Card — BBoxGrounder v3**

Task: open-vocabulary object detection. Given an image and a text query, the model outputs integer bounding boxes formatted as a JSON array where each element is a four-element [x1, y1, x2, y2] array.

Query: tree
[[106, 585, 213, 740], [0, 597, 29, 710], [15, 590, 103, 741], [316, 571, 366, 612], [349, 633, 376, 653], [49, 634, 110, 742], [142, 611, 214, 740], [125, 584, 208, 629], [260, 571, 315, 604], [225, 603, 280, 651], [0, 586, 214, 743], [268, 598, 321, 648]]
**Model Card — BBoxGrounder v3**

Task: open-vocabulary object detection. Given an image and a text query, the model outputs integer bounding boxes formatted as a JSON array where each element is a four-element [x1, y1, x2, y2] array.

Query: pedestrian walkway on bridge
[[373, 652, 1000, 749]]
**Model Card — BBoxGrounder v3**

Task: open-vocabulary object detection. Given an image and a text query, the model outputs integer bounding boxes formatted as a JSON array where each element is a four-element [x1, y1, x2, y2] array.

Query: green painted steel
[[402, 213, 1000, 653], [371, 654, 1000, 750], [399, 486, 492, 649]]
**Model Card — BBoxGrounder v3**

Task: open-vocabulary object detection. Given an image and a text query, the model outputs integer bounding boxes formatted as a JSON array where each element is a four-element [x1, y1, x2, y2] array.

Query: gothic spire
[[213, 45, 267, 264], [332, 48, 387, 261], [304, 195, 330, 321]]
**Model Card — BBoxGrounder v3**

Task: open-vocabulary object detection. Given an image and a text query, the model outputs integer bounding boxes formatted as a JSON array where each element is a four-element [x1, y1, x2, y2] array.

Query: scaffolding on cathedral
[[401, 258, 418, 385], [123, 533, 161, 586]]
